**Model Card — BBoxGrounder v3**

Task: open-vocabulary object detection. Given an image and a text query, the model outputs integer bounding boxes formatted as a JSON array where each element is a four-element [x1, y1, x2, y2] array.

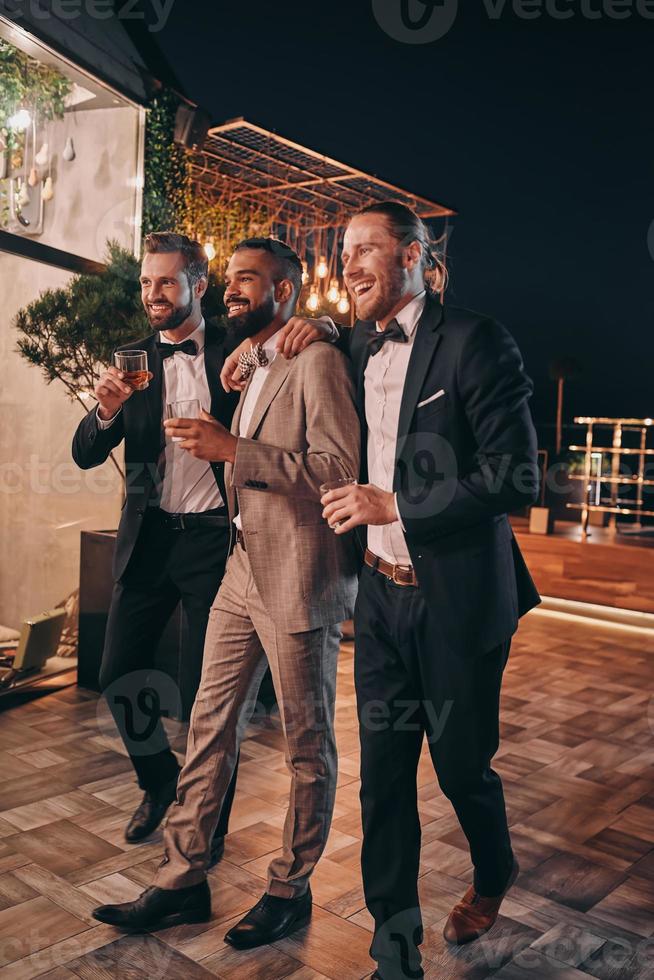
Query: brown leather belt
[[365, 548, 418, 587], [236, 529, 246, 550]]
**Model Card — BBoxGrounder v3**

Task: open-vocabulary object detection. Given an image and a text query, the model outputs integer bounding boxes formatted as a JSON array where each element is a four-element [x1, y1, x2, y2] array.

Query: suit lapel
[[351, 320, 374, 419], [141, 333, 164, 450], [203, 320, 235, 425], [244, 354, 292, 439], [204, 321, 223, 414], [230, 372, 253, 437], [395, 294, 445, 442]]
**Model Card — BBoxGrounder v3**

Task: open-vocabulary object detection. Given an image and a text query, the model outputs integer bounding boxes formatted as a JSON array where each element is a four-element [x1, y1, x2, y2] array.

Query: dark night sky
[[151, 0, 652, 433]]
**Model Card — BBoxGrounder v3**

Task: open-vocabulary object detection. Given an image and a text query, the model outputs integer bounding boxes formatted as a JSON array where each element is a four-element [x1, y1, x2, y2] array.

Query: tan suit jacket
[[226, 342, 361, 633]]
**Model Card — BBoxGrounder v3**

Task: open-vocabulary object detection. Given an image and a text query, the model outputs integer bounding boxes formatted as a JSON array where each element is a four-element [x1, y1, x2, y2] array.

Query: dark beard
[[147, 297, 194, 332], [227, 296, 276, 345]]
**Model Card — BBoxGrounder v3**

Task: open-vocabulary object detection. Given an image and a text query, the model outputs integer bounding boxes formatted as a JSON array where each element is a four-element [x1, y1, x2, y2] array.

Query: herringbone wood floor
[[0, 611, 653, 979]]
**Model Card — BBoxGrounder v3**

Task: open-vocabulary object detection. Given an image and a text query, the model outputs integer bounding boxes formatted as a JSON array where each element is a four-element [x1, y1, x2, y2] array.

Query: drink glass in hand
[[165, 399, 202, 443], [320, 477, 357, 530], [114, 350, 149, 391]]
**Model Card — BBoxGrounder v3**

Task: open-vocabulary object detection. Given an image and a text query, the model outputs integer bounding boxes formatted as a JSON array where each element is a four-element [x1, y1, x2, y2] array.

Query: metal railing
[[567, 417, 654, 539]]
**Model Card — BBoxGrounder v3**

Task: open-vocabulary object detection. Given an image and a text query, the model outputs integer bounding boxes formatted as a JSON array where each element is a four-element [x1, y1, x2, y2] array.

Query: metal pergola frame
[[189, 117, 455, 231]]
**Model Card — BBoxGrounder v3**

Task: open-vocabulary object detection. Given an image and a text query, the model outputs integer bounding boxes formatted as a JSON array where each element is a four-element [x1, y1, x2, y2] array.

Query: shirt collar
[[261, 327, 282, 360], [376, 291, 426, 337], [159, 317, 205, 354]]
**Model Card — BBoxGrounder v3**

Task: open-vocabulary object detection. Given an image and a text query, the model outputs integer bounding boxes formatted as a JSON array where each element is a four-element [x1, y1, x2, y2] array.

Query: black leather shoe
[[125, 769, 180, 843], [224, 888, 312, 949], [207, 834, 225, 869], [92, 881, 210, 932]]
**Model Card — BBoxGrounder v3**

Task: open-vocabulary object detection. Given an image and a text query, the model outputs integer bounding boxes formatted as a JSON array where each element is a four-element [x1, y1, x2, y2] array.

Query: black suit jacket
[[339, 292, 541, 658], [72, 320, 240, 582]]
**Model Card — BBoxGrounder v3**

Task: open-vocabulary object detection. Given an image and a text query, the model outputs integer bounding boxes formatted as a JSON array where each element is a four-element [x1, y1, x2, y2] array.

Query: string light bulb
[[7, 109, 31, 130], [301, 262, 309, 285], [337, 291, 350, 315], [316, 255, 328, 279], [203, 241, 216, 261], [306, 286, 320, 312], [327, 278, 340, 304]]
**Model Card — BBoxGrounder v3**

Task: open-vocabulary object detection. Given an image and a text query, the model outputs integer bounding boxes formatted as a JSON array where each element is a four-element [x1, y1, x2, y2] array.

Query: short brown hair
[[143, 232, 208, 287], [353, 201, 448, 294]]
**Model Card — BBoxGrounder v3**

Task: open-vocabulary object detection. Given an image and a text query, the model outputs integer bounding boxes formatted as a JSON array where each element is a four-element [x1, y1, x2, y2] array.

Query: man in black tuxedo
[[261, 202, 540, 979], [72, 233, 241, 857]]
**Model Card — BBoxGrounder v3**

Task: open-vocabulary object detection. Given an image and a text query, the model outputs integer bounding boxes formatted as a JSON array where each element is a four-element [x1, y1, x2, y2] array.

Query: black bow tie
[[367, 318, 408, 356], [156, 339, 198, 359]]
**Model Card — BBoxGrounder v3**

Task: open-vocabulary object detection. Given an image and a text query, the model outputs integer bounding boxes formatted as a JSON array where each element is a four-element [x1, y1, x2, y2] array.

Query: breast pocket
[[415, 390, 448, 425]]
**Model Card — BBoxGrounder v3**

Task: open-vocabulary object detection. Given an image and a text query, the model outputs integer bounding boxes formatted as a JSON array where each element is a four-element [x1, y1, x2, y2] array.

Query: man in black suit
[[241, 203, 540, 979], [72, 232, 241, 858]]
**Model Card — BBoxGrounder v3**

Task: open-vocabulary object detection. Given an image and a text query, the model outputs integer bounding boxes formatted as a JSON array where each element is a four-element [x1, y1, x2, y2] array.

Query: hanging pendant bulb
[[8, 109, 31, 131], [42, 176, 54, 202], [203, 241, 216, 261], [17, 179, 30, 207], [316, 255, 328, 279], [301, 261, 309, 285], [35, 142, 48, 166], [327, 278, 340, 304], [63, 136, 76, 162], [28, 166, 39, 187], [337, 291, 350, 316], [306, 286, 320, 312]]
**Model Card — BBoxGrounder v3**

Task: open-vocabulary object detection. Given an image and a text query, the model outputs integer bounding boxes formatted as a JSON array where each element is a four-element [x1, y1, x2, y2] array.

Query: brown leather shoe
[[443, 858, 519, 945]]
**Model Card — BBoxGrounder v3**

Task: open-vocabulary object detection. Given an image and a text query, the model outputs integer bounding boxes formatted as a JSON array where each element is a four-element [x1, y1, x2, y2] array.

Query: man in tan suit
[[92, 238, 360, 946]]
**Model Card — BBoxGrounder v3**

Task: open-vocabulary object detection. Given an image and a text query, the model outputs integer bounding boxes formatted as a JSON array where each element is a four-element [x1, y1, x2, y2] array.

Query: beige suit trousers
[[153, 541, 341, 897]]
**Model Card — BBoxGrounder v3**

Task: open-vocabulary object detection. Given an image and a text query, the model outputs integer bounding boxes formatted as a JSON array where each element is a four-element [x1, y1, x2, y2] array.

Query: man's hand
[[95, 366, 152, 421], [275, 316, 334, 358], [163, 410, 238, 463], [219, 317, 335, 392], [220, 342, 249, 393], [321, 483, 398, 534]]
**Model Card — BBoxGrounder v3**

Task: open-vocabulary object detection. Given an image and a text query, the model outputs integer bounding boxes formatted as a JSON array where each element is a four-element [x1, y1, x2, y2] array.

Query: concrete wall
[[0, 104, 141, 628]]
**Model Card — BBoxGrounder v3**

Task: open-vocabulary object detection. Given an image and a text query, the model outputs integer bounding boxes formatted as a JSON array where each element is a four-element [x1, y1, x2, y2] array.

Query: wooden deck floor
[[0, 611, 653, 979]]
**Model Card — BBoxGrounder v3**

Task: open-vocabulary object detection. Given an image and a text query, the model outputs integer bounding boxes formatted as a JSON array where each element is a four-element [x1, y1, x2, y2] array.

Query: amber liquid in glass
[[123, 370, 149, 391]]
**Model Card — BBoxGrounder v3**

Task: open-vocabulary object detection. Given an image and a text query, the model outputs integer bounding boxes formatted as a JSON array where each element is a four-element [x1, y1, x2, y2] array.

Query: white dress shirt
[[97, 318, 224, 514], [232, 328, 283, 530], [365, 291, 426, 567]]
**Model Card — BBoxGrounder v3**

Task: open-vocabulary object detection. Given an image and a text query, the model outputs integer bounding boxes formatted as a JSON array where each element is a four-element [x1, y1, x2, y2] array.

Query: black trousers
[[354, 563, 513, 977], [99, 511, 237, 837]]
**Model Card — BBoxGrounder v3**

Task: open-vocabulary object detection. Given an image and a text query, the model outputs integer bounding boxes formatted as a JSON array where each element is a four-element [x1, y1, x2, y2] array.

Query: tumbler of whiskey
[[320, 477, 357, 530], [114, 350, 149, 391]]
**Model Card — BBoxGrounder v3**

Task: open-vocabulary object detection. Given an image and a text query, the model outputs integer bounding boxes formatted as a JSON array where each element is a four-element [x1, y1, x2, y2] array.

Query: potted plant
[[14, 240, 227, 478]]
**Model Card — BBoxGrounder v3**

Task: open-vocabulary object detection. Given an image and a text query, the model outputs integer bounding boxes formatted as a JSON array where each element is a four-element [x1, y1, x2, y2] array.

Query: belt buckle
[[392, 563, 413, 586], [178, 514, 186, 530]]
